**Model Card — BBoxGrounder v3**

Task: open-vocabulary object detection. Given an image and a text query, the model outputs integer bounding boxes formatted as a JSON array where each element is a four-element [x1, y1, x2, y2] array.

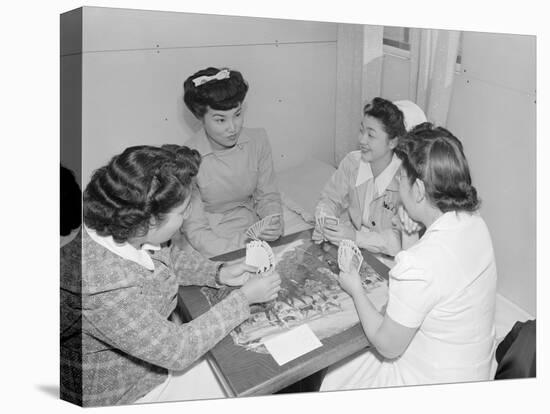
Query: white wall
[[446, 32, 536, 316], [69, 7, 338, 184]]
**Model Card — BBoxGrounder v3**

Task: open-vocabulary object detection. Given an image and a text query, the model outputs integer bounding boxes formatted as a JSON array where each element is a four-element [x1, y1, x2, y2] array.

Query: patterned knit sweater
[[60, 229, 250, 406]]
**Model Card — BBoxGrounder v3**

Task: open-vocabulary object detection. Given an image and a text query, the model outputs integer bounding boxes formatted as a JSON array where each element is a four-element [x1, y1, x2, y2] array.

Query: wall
[[69, 7, 338, 184], [362, 25, 383, 104], [446, 32, 536, 315]]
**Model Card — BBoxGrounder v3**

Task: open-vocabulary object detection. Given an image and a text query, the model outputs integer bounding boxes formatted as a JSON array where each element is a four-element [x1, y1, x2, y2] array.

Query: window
[[383, 26, 411, 51], [383, 26, 463, 69], [383, 26, 411, 58]]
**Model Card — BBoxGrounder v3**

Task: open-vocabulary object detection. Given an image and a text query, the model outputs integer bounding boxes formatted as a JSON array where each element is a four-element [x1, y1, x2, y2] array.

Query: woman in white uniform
[[321, 122, 497, 390]]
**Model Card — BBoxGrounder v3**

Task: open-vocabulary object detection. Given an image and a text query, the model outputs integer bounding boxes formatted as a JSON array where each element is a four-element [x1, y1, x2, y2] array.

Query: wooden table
[[177, 230, 390, 397]]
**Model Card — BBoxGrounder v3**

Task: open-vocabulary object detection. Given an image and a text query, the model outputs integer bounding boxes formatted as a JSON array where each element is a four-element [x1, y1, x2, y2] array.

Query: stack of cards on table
[[338, 239, 363, 274], [245, 214, 281, 240], [245, 240, 275, 274]]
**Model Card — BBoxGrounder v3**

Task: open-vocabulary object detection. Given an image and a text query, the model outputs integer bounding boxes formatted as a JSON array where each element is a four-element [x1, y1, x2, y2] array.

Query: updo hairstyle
[[84, 145, 201, 243], [183, 67, 249, 119], [395, 122, 480, 213], [363, 97, 407, 140]]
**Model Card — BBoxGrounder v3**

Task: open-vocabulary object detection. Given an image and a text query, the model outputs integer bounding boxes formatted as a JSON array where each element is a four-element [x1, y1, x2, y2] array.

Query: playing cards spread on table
[[245, 240, 275, 273], [246, 214, 281, 240], [338, 239, 363, 274]]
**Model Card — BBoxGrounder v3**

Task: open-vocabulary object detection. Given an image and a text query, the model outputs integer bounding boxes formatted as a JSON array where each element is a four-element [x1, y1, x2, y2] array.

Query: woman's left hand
[[323, 223, 356, 245], [338, 270, 363, 298], [258, 216, 284, 241], [218, 261, 257, 286]]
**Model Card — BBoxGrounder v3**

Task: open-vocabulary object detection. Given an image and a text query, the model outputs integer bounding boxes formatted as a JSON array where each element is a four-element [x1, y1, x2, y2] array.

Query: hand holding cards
[[246, 214, 282, 241], [245, 240, 275, 274], [338, 239, 363, 274], [316, 210, 339, 241]]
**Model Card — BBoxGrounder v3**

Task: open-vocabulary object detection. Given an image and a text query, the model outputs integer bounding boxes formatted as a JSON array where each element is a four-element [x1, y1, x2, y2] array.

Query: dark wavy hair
[[363, 97, 406, 140], [60, 165, 82, 236], [395, 122, 480, 213], [83, 145, 201, 243], [183, 67, 249, 118]]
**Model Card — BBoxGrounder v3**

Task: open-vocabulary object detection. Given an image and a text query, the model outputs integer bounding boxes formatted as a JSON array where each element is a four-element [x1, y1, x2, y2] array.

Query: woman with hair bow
[[174, 67, 284, 257]]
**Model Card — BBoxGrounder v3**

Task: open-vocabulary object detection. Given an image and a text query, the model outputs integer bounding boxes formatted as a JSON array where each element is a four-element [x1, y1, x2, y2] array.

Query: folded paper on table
[[263, 324, 323, 366]]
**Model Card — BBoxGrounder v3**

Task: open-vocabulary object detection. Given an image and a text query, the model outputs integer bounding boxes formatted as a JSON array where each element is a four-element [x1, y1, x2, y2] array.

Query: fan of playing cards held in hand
[[338, 239, 363, 274], [245, 240, 275, 274], [316, 210, 339, 242], [245, 214, 281, 240]]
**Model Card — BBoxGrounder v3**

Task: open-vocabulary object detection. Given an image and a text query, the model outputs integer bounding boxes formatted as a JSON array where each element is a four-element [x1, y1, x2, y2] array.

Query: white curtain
[[334, 23, 364, 165], [408, 28, 461, 126]]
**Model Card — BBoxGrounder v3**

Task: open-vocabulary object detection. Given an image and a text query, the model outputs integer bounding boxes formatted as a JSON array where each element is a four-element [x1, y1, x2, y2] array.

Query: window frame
[[381, 26, 463, 71], [382, 26, 411, 59]]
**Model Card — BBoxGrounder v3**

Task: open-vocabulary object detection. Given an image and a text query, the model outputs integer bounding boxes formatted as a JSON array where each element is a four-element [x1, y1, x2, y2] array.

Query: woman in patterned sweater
[[60, 145, 281, 406]]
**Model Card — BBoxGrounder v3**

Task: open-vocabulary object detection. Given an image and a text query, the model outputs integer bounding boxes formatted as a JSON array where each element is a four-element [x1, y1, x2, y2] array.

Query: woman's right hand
[[240, 272, 282, 304], [338, 270, 363, 299]]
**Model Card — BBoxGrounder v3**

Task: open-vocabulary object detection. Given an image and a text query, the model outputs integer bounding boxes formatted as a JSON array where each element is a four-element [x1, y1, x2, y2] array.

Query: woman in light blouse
[[175, 67, 284, 257], [314, 97, 426, 256]]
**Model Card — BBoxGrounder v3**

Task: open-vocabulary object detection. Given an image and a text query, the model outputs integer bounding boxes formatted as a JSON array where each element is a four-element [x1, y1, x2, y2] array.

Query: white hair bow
[[192, 69, 231, 87]]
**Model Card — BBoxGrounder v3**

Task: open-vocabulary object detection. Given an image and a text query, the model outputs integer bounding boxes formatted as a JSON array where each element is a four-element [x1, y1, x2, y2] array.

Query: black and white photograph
[[4, 1, 548, 413]]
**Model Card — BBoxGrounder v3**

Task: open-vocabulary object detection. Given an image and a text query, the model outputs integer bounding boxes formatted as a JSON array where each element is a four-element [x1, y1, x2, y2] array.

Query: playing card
[[245, 240, 275, 274], [323, 215, 339, 227], [316, 211, 339, 243], [350, 248, 363, 273], [316, 211, 326, 228], [338, 239, 363, 273], [246, 214, 282, 241], [247, 220, 263, 240], [246, 224, 258, 240]]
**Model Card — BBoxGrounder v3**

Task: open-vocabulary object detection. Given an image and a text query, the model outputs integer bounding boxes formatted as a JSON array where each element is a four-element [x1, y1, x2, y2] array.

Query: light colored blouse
[[358, 154, 402, 227], [181, 127, 282, 257], [315, 151, 402, 256]]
